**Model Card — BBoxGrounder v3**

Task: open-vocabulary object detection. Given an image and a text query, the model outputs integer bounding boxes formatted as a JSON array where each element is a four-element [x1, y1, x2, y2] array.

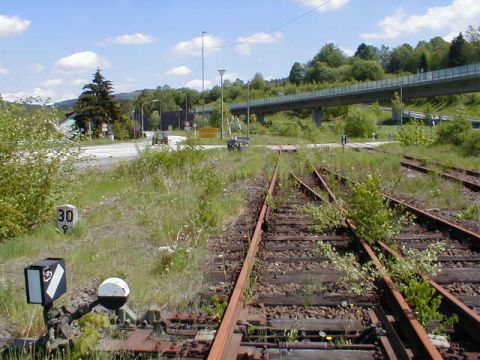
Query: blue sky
[[1, 0, 479, 102]]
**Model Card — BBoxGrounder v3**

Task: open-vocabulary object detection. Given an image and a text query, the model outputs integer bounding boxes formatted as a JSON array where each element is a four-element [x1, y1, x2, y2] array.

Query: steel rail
[[207, 164, 279, 359], [293, 171, 442, 359], [400, 159, 480, 192], [316, 166, 480, 347], [403, 155, 480, 178]]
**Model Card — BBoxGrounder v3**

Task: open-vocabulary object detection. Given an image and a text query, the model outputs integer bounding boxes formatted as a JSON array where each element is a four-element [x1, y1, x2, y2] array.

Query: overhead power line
[[205, 0, 334, 49]]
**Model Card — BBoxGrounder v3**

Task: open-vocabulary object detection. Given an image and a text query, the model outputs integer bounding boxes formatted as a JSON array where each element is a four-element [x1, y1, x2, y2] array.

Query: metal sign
[[341, 135, 347, 145], [25, 258, 67, 306]]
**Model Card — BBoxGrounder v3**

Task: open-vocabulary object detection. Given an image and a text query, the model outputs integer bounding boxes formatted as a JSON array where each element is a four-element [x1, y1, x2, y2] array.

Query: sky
[[1, 0, 479, 103]]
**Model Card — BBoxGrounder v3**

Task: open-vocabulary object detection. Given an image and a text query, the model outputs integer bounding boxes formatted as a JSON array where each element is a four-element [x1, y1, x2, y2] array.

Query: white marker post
[[57, 204, 79, 234]]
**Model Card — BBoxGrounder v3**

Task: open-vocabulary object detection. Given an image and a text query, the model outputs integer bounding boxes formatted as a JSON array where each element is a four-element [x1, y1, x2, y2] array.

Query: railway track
[[208, 164, 454, 359], [352, 145, 480, 192], [317, 166, 480, 359]]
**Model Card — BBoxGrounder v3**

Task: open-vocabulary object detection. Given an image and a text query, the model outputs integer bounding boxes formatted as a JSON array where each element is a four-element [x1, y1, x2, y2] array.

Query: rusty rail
[[316, 166, 480, 348], [207, 164, 279, 359], [297, 170, 442, 359]]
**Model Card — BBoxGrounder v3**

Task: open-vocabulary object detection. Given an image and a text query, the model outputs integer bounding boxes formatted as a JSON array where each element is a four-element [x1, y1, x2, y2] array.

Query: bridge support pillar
[[258, 113, 265, 125], [312, 108, 323, 128]]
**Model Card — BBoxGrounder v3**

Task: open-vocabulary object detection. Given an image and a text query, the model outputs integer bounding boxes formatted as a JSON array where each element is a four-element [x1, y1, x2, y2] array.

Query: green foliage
[[312, 43, 347, 68], [348, 174, 413, 245], [317, 242, 379, 295], [153, 246, 192, 275], [354, 43, 380, 61], [397, 120, 434, 146], [289, 62, 305, 85], [436, 105, 472, 145], [391, 92, 405, 119], [150, 110, 161, 130], [0, 100, 81, 240], [73, 312, 109, 359], [456, 203, 480, 221], [303, 203, 344, 233], [344, 107, 377, 138], [448, 33, 468, 67], [74, 69, 122, 134], [461, 130, 480, 156], [204, 295, 227, 319], [210, 99, 232, 129], [351, 59, 384, 81]]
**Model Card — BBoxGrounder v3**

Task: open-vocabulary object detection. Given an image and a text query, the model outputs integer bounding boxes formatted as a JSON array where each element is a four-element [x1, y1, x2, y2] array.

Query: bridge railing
[[198, 63, 480, 112]]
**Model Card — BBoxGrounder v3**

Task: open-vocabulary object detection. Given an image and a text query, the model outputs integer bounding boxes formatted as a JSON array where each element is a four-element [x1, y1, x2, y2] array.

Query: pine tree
[[448, 33, 467, 67], [74, 69, 122, 134], [419, 52, 429, 72]]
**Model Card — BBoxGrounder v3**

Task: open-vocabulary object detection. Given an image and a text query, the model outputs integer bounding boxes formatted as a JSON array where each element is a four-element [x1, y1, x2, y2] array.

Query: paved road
[[78, 137, 392, 170]]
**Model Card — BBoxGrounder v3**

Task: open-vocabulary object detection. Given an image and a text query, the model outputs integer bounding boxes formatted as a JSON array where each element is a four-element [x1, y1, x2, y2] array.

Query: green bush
[[436, 105, 471, 145], [397, 121, 434, 146], [348, 174, 413, 245], [344, 107, 377, 138], [461, 130, 480, 156], [303, 203, 344, 233], [0, 100, 81, 240]]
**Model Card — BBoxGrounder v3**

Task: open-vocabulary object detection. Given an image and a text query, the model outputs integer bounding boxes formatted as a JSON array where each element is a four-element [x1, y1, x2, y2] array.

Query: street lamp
[[141, 99, 160, 136], [202, 31, 207, 126], [218, 69, 226, 139]]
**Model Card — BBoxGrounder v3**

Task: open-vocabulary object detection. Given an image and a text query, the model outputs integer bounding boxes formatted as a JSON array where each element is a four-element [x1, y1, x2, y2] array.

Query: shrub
[[303, 203, 344, 233], [397, 120, 434, 146], [344, 107, 377, 138], [348, 174, 413, 245], [461, 130, 480, 156], [0, 100, 81, 240], [436, 105, 471, 145]]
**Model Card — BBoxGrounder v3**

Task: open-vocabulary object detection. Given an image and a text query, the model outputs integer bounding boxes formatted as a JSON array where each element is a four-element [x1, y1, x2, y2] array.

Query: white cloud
[[295, 0, 350, 12], [236, 32, 283, 55], [0, 64, 9, 76], [215, 72, 240, 82], [32, 63, 45, 73], [166, 65, 192, 76], [43, 78, 64, 87], [172, 34, 223, 57], [362, 0, 480, 41], [72, 78, 88, 86], [2, 87, 75, 103], [0, 14, 31, 37], [55, 51, 110, 72], [186, 79, 212, 91], [103, 32, 156, 45]]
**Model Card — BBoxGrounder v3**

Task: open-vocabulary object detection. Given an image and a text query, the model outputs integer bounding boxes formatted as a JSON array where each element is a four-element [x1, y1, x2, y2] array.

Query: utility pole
[[202, 31, 206, 126], [185, 94, 188, 130]]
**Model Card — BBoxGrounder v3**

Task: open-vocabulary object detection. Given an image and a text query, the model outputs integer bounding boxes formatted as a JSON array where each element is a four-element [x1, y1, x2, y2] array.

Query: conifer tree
[[74, 69, 122, 134]]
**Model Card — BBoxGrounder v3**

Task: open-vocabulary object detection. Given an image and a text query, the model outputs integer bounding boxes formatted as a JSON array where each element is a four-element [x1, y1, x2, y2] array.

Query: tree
[[419, 52, 429, 72], [354, 43, 380, 61], [312, 43, 346, 68], [288, 62, 306, 85], [305, 62, 336, 83], [150, 111, 161, 130], [74, 69, 122, 135], [351, 59, 384, 81], [448, 33, 467, 67], [388, 44, 415, 73], [250, 73, 267, 90], [344, 107, 377, 138], [391, 92, 405, 124], [210, 99, 232, 129], [379, 45, 391, 70]]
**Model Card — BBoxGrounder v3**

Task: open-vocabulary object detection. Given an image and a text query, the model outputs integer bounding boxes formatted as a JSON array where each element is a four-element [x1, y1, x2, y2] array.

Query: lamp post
[[218, 69, 226, 139], [202, 31, 207, 126], [131, 110, 136, 138], [141, 99, 160, 136]]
